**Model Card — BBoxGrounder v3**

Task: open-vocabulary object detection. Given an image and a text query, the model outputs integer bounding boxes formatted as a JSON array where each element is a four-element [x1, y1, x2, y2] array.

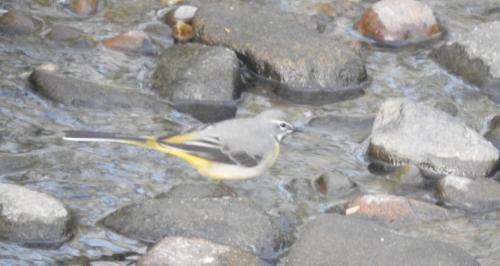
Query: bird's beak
[[292, 121, 306, 133]]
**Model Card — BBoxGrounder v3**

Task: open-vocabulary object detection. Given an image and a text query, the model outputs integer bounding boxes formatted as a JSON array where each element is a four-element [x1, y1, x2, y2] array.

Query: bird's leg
[[217, 181, 237, 197]]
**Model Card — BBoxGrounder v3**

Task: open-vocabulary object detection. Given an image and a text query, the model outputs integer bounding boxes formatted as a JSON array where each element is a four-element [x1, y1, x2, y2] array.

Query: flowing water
[[0, 0, 499, 265]]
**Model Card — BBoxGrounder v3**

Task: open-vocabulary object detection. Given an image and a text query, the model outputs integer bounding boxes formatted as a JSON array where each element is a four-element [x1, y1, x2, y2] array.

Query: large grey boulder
[[152, 43, 240, 122], [280, 214, 479, 266], [0, 183, 73, 247], [137, 237, 268, 266], [437, 175, 500, 212], [193, 1, 368, 105], [432, 21, 500, 102], [368, 98, 498, 177], [101, 197, 281, 259]]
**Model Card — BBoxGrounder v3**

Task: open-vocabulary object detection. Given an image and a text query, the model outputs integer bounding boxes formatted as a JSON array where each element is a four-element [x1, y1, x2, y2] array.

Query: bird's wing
[[158, 134, 262, 168]]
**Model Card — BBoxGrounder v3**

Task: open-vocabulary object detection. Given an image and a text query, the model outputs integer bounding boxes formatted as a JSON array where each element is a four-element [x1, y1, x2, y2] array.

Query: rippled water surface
[[1, 0, 499, 265]]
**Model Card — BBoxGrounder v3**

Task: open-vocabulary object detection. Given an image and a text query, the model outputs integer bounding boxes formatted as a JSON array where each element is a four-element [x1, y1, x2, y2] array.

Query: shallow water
[[0, 0, 499, 265]]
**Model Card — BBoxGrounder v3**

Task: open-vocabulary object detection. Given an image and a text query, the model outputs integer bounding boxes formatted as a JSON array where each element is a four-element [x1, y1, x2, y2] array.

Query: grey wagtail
[[63, 110, 297, 180]]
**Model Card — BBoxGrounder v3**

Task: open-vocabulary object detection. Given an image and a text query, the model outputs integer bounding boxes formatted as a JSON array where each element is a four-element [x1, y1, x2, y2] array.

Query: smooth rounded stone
[[137, 237, 268, 266], [0, 183, 73, 247], [484, 114, 500, 149], [101, 197, 281, 259], [47, 24, 84, 41], [155, 182, 237, 199], [313, 172, 356, 197], [192, 1, 368, 105], [356, 0, 441, 46], [368, 98, 499, 177], [29, 67, 172, 113], [437, 175, 500, 212], [152, 43, 239, 121], [70, 0, 98, 16], [307, 114, 374, 142], [346, 194, 462, 227], [431, 21, 500, 89], [0, 10, 36, 35], [280, 214, 480, 266], [102, 31, 154, 55]]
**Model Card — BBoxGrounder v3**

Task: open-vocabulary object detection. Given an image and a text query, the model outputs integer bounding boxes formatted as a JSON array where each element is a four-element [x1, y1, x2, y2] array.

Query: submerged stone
[[192, 1, 368, 105], [102, 30, 154, 55], [368, 98, 498, 177], [0, 10, 36, 35], [29, 66, 172, 113]]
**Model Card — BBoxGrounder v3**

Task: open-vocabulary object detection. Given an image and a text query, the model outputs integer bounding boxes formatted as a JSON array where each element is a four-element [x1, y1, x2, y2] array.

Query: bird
[[63, 110, 297, 180]]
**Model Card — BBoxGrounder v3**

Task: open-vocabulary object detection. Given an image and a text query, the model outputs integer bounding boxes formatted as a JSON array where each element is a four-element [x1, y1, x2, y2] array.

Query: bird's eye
[[279, 122, 287, 129]]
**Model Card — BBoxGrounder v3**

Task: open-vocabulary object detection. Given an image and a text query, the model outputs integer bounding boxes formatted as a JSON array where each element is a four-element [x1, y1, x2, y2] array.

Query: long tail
[[63, 130, 212, 169], [63, 130, 155, 149]]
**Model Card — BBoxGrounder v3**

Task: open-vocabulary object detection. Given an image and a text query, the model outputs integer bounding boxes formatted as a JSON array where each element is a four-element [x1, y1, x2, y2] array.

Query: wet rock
[[0, 183, 73, 247], [308, 114, 374, 142], [29, 66, 172, 113], [368, 98, 499, 177], [484, 114, 500, 149], [356, 0, 441, 46], [137, 237, 268, 266], [101, 197, 280, 259], [193, 1, 368, 105], [152, 43, 239, 122], [70, 0, 98, 16], [482, 80, 500, 104], [346, 194, 461, 227], [155, 182, 236, 199], [0, 10, 36, 35], [280, 214, 480, 266], [431, 21, 500, 90], [102, 31, 154, 55], [313, 172, 356, 197], [437, 175, 500, 212]]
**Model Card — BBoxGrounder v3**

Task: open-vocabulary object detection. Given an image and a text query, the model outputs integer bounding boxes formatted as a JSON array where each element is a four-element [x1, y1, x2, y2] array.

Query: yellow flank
[[160, 132, 197, 144], [268, 142, 280, 167], [143, 138, 212, 169]]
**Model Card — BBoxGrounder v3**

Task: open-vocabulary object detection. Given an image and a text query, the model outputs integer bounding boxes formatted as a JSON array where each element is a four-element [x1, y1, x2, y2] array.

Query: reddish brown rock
[[356, 0, 441, 45], [70, 0, 97, 16], [102, 30, 152, 54], [346, 194, 461, 227], [173, 21, 194, 42]]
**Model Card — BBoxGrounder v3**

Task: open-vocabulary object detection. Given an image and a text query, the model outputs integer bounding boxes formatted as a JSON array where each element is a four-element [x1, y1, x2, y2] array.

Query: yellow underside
[[124, 135, 280, 180]]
